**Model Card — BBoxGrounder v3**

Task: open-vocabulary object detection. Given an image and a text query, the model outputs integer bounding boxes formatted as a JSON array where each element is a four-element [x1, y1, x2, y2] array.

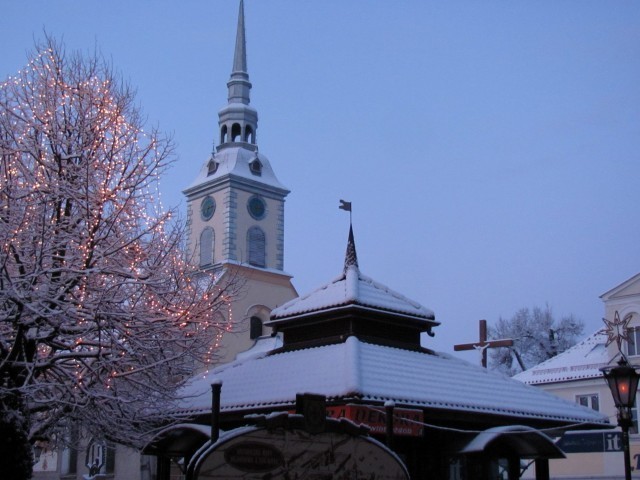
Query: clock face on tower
[[247, 195, 266, 220], [200, 196, 216, 221]]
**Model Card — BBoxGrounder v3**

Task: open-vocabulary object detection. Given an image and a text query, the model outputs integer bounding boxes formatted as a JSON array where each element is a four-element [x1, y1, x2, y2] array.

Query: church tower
[[183, 0, 297, 363]]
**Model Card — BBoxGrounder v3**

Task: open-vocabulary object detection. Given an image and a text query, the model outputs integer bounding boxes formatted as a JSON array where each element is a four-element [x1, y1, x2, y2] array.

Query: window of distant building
[[576, 394, 599, 411], [627, 326, 640, 357], [85, 438, 115, 476], [60, 426, 81, 475]]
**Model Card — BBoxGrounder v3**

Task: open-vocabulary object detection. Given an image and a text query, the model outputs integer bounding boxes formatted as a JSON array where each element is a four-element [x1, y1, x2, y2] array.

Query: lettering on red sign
[[325, 405, 423, 437]]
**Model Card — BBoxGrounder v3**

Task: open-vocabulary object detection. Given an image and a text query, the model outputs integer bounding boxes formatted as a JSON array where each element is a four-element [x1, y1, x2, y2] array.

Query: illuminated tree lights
[[0, 37, 238, 463]]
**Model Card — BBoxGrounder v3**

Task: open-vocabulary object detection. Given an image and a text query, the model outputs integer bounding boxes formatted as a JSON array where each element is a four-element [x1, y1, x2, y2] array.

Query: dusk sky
[[2, 1, 639, 361]]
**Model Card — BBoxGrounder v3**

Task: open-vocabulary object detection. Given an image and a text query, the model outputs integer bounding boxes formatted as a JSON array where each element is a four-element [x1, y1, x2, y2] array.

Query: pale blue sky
[[2, 1, 639, 360]]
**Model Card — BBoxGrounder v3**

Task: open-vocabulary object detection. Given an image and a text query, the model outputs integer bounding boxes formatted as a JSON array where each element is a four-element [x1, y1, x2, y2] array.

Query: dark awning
[[459, 425, 565, 459], [143, 423, 211, 458]]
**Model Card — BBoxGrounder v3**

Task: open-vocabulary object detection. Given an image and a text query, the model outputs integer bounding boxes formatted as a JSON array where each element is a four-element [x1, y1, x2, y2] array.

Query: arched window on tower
[[244, 125, 254, 144], [231, 123, 242, 142], [247, 226, 266, 267], [220, 125, 228, 144], [200, 227, 214, 267]]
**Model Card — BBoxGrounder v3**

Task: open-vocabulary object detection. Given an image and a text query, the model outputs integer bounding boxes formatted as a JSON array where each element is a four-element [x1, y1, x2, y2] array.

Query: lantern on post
[[601, 358, 640, 480]]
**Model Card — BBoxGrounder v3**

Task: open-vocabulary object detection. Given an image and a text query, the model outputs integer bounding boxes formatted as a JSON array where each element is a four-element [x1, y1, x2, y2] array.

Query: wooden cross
[[453, 319, 514, 368]]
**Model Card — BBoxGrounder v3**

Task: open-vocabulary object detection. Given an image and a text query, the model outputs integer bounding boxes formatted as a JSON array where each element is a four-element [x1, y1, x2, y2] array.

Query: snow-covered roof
[[269, 265, 436, 324], [178, 336, 608, 428], [600, 272, 640, 301], [514, 330, 612, 385], [184, 146, 288, 195]]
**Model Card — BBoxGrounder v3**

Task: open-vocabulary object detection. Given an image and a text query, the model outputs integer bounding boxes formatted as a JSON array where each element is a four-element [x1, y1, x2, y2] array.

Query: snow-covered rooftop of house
[[185, 146, 288, 194], [178, 336, 607, 427], [514, 330, 613, 385], [269, 265, 436, 324]]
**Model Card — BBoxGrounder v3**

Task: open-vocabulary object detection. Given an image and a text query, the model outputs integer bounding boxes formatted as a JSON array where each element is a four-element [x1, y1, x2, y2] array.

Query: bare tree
[[488, 305, 584, 376], [0, 37, 237, 478]]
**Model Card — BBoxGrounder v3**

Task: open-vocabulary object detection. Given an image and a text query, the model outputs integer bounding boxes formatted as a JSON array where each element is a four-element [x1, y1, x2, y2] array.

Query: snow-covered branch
[[0, 37, 240, 473]]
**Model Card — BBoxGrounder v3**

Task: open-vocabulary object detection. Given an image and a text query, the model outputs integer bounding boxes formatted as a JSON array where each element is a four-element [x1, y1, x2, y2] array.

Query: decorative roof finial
[[339, 200, 358, 273]]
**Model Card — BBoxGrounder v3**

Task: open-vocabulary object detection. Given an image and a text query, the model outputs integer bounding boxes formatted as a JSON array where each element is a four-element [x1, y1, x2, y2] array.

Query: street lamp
[[601, 358, 640, 480]]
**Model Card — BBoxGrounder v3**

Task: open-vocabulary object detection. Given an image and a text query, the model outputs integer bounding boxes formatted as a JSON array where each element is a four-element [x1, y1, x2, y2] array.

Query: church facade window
[[247, 226, 266, 267], [200, 227, 215, 267], [250, 316, 263, 339]]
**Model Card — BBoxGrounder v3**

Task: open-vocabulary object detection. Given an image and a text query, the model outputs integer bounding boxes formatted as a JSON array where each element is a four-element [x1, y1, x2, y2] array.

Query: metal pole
[[385, 401, 395, 450], [211, 381, 222, 443], [618, 407, 632, 480]]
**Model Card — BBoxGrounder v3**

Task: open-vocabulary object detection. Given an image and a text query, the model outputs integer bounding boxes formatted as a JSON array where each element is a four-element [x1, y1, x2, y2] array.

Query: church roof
[[178, 336, 608, 428], [184, 147, 288, 195], [513, 329, 613, 385]]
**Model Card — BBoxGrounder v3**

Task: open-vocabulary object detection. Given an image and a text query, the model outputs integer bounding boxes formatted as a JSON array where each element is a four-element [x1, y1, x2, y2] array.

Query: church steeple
[[228, 0, 250, 104], [218, 0, 258, 150]]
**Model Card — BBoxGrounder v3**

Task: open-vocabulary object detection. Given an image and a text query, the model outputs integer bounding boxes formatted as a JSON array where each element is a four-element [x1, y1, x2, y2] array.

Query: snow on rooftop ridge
[[514, 329, 612, 385], [176, 337, 608, 427], [270, 265, 434, 321]]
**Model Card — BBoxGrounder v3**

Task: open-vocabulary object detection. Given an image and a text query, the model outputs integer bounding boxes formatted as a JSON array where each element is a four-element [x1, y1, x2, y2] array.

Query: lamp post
[[601, 358, 640, 480]]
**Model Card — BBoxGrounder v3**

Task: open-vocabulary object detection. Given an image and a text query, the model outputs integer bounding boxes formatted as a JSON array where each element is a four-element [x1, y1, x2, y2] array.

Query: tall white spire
[[228, 0, 251, 105], [218, 0, 258, 150]]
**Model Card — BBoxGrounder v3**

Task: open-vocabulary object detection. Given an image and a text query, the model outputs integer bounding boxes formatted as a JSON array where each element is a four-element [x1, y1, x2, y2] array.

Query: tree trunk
[[0, 392, 33, 480]]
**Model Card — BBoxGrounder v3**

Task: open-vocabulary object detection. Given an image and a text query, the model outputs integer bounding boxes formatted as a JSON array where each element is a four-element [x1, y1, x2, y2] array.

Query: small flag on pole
[[339, 199, 352, 212]]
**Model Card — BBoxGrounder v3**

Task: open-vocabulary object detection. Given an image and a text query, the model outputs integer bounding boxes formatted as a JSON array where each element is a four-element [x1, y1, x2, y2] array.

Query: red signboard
[[325, 404, 424, 437]]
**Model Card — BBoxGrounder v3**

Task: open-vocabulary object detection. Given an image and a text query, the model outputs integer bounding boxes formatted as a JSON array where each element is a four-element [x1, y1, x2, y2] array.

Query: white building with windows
[[515, 272, 640, 479]]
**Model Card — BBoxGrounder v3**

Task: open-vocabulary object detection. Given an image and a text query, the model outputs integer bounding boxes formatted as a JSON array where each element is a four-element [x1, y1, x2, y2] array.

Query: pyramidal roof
[[514, 329, 614, 385], [269, 225, 436, 325]]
